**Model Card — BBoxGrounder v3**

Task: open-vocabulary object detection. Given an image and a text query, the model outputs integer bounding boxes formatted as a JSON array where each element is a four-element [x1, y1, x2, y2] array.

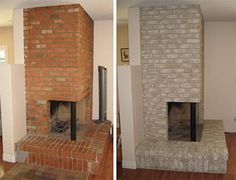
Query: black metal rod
[[71, 102, 76, 141], [190, 103, 196, 141]]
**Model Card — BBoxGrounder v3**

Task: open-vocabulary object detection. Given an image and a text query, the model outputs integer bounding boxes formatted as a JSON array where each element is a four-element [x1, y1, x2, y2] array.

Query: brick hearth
[[136, 120, 228, 173], [16, 123, 110, 175]]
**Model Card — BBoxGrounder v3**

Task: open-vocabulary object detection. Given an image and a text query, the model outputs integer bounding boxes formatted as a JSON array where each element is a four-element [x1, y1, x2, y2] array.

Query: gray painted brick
[[140, 4, 204, 139]]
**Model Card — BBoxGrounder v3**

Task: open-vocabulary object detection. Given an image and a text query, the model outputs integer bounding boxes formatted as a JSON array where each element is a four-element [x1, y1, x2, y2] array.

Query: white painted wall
[[117, 65, 144, 169], [0, 65, 15, 162], [13, 8, 24, 64], [118, 66, 136, 169], [131, 66, 144, 148], [93, 20, 113, 122], [11, 65, 26, 143], [0, 64, 26, 162], [204, 21, 236, 132]]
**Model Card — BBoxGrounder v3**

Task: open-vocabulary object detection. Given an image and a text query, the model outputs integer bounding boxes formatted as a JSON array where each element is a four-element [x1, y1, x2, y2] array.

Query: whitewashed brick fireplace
[[134, 4, 228, 173], [140, 4, 204, 140]]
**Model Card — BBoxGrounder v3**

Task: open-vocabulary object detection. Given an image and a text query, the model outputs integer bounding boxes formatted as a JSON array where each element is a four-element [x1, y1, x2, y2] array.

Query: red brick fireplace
[[16, 4, 110, 175], [24, 4, 93, 135]]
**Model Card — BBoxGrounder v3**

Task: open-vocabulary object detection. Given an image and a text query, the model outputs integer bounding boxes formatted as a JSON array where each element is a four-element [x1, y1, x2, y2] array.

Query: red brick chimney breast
[[24, 4, 94, 135]]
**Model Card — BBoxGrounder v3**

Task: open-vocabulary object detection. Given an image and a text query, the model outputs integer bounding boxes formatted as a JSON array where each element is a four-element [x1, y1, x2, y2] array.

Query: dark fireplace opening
[[49, 100, 77, 140], [168, 102, 202, 142], [50, 101, 69, 133]]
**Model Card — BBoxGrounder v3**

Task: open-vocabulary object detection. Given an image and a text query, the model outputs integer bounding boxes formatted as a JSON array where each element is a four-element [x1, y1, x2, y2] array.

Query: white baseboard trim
[[122, 161, 137, 169], [3, 153, 16, 163]]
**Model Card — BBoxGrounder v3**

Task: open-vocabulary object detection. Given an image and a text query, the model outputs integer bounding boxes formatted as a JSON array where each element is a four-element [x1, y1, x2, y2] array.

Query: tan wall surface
[[204, 21, 236, 132], [93, 20, 113, 121], [0, 27, 14, 64], [117, 24, 129, 65]]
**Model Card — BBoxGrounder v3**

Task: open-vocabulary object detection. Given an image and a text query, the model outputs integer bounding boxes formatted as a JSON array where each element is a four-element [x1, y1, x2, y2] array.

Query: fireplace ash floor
[[50, 123, 94, 142], [15, 122, 111, 175]]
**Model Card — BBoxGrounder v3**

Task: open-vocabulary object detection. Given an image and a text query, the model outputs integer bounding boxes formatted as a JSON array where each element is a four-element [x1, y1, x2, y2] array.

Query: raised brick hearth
[[136, 120, 228, 173], [16, 123, 110, 175]]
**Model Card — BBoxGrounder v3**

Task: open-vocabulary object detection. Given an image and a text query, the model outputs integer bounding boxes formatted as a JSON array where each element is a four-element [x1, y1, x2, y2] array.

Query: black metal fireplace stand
[[190, 103, 196, 141], [71, 102, 76, 141]]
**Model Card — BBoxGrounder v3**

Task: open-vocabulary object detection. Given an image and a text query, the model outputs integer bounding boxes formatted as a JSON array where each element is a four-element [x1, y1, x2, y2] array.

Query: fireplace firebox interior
[[168, 102, 202, 141], [50, 100, 78, 140]]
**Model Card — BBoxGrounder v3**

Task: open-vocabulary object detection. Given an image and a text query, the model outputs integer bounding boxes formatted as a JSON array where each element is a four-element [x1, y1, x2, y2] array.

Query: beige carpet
[[2, 163, 88, 180]]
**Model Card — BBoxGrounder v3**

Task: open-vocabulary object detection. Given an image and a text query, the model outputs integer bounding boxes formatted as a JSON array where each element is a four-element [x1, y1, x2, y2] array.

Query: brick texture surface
[[24, 4, 94, 135], [140, 5, 204, 139], [17, 123, 111, 175], [136, 120, 228, 173]]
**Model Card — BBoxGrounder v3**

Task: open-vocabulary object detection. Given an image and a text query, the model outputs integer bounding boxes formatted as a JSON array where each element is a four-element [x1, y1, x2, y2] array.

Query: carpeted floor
[[2, 163, 88, 180]]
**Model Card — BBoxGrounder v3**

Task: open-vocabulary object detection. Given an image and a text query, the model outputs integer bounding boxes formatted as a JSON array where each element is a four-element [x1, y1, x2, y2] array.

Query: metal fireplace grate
[[50, 118, 69, 133]]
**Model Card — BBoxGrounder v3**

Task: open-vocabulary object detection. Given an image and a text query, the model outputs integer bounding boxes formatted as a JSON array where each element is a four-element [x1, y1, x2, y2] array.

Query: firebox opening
[[49, 98, 87, 139], [50, 101, 70, 135], [168, 102, 202, 142]]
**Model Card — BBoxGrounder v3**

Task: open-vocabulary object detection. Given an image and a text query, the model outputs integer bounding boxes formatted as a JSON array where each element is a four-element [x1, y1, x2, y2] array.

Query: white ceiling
[[0, 0, 113, 27], [118, 0, 236, 24]]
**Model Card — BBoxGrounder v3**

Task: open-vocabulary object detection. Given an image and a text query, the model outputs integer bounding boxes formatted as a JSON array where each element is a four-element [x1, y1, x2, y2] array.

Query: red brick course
[[24, 4, 94, 135]]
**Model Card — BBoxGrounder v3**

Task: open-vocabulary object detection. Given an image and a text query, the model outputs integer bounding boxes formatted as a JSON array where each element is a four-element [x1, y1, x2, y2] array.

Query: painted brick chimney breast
[[140, 5, 204, 139], [24, 4, 94, 135]]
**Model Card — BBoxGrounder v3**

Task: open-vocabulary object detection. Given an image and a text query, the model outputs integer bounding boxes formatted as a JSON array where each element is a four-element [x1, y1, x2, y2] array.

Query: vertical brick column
[[24, 4, 94, 135], [140, 5, 204, 139]]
